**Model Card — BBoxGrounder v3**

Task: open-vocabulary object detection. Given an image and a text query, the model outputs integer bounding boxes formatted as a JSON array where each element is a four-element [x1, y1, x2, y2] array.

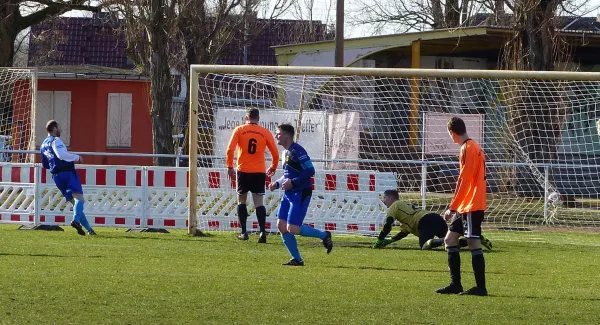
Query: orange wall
[[33, 78, 153, 166]]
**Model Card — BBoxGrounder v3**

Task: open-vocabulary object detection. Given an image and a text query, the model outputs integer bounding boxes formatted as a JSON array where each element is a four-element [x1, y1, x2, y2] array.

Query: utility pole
[[335, 0, 344, 67]]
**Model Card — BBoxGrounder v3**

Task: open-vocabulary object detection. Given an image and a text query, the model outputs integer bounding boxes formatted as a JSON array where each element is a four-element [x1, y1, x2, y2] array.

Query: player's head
[[276, 123, 294, 148], [246, 108, 260, 123], [46, 120, 61, 137], [447, 116, 467, 144], [382, 189, 399, 208]]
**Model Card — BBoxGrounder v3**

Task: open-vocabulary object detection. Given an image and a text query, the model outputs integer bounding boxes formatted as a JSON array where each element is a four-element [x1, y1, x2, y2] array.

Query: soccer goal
[[0, 68, 37, 163], [188, 65, 600, 235]]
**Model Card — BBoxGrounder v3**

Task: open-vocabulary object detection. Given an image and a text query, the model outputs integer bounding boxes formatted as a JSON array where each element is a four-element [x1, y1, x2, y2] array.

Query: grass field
[[1, 225, 600, 325]]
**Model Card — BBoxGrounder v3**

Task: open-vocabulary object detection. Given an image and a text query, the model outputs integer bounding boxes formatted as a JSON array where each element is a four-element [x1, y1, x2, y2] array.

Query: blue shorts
[[277, 189, 312, 226], [52, 171, 83, 202]]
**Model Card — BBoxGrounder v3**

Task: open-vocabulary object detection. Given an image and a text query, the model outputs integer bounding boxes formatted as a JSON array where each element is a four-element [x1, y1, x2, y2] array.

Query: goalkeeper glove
[[373, 238, 392, 249]]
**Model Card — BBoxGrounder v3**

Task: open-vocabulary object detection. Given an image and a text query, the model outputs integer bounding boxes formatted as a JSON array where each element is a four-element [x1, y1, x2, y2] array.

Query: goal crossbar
[[191, 64, 600, 81]]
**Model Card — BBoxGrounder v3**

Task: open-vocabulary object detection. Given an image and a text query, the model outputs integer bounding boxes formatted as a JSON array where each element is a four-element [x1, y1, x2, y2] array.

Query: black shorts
[[448, 210, 484, 238], [236, 171, 266, 195], [417, 213, 449, 247]]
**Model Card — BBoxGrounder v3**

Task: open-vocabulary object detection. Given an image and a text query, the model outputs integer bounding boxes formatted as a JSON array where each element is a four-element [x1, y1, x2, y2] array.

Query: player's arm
[[270, 175, 285, 190], [448, 147, 478, 212], [290, 150, 315, 186], [51, 138, 80, 162], [265, 132, 279, 174], [225, 128, 240, 169], [41, 155, 50, 169], [391, 225, 410, 242]]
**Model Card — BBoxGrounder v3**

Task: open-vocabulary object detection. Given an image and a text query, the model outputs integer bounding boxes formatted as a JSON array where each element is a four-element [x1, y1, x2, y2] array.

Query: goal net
[[0, 68, 36, 163], [189, 65, 600, 235]]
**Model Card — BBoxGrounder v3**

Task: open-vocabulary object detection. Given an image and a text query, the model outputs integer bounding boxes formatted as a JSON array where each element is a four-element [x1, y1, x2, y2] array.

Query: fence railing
[[0, 163, 396, 235], [0, 150, 598, 231]]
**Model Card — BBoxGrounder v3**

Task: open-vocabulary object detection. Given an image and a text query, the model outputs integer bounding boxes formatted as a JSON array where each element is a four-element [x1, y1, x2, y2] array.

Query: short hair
[[46, 120, 58, 133], [247, 108, 259, 120], [277, 123, 295, 137], [447, 116, 467, 136], [383, 189, 399, 200]]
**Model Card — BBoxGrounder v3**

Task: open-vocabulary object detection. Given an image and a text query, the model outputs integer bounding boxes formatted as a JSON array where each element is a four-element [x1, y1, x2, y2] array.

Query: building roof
[[29, 17, 130, 69], [273, 25, 600, 60], [37, 64, 148, 80], [28, 16, 330, 69]]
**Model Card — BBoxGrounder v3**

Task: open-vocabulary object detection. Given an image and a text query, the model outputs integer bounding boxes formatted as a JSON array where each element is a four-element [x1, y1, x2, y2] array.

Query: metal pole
[[188, 70, 199, 235], [335, 0, 344, 67], [543, 166, 549, 222]]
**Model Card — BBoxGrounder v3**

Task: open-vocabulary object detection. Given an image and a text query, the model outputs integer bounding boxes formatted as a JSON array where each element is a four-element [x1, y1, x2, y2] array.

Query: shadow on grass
[[96, 233, 216, 242], [490, 294, 600, 302], [329, 265, 449, 273], [0, 252, 104, 258], [329, 265, 535, 276], [323, 241, 503, 253]]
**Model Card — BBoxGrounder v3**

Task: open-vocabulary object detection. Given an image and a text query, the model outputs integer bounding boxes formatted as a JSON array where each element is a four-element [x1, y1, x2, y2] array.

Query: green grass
[[1, 225, 600, 324]]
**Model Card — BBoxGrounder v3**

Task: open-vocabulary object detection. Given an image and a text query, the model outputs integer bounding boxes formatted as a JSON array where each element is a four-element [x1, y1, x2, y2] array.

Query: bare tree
[[109, 0, 178, 166], [347, 0, 493, 34], [0, 0, 103, 67]]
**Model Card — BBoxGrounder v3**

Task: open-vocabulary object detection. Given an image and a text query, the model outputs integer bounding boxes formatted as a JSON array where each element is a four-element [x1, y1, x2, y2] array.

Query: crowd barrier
[[0, 163, 397, 235]]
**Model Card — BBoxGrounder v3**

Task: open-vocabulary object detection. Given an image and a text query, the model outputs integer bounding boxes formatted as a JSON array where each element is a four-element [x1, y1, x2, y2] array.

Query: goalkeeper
[[373, 190, 491, 250]]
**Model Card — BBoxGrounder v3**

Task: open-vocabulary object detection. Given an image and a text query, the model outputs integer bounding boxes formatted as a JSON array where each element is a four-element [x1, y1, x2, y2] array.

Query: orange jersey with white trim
[[225, 123, 279, 173], [449, 139, 487, 213]]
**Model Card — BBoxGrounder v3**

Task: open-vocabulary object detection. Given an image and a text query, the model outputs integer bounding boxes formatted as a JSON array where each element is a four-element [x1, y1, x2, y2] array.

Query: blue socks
[[74, 199, 94, 233], [300, 224, 326, 240], [282, 232, 302, 261]]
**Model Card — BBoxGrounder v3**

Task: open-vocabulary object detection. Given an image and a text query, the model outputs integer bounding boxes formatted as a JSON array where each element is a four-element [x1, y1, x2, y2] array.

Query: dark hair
[[447, 117, 467, 136], [277, 123, 295, 137], [247, 108, 259, 120], [46, 120, 58, 133], [383, 189, 399, 200]]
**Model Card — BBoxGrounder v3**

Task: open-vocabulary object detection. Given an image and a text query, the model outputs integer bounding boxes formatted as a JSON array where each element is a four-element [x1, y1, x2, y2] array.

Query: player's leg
[[420, 213, 444, 249], [419, 213, 448, 249], [236, 171, 249, 240], [71, 192, 95, 235], [460, 211, 488, 296], [68, 171, 95, 235], [278, 194, 303, 266], [251, 173, 268, 243], [436, 214, 464, 294], [54, 173, 85, 236], [293, 189, 333, 254]]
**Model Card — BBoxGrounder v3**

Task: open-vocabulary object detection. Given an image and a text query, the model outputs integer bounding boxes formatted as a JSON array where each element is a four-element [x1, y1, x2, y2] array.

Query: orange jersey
[[449, 139, 487, 213], [225, 123, 279, 173]]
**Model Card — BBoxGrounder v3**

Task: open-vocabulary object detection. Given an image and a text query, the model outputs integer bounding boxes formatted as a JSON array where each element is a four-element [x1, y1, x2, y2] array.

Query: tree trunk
[[0, 3, 18, 67], [149, 0, 174, 166], [430, 0, 444, 28], [501, 0, 566, 197], [445, 0, 460, 27]]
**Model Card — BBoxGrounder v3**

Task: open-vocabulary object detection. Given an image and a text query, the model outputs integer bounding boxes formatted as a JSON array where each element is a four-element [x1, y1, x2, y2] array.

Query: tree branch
[[17, 0, 102, 30]]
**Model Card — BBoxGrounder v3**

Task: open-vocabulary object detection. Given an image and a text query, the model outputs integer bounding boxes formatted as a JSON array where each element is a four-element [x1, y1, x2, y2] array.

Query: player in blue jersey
[[40, 120, 96, 236], [268, 123, 333, 266]]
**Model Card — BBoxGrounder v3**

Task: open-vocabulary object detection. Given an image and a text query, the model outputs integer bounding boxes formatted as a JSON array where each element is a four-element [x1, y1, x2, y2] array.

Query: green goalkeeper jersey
[[387, 200, 429, 236]]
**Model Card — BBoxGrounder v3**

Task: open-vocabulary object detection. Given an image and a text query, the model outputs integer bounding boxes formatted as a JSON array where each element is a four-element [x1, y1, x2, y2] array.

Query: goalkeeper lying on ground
[[373, 190, 492, 250]]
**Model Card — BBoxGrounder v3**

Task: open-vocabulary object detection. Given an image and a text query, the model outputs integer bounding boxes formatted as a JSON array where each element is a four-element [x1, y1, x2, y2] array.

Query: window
[[106, 93, 132, 148], [36, 91, 71, 146]]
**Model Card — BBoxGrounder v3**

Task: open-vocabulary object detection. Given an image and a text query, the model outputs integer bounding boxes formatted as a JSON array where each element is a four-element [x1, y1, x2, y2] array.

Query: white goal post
[[188, 64, 600, 235], [0, 68, 37, 163]]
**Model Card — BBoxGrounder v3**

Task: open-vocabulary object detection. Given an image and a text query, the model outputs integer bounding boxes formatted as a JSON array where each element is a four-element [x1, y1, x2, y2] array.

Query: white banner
[[423, 113, 485, 155], [214, 109, 326, 167], [328, 112, 360, 170]]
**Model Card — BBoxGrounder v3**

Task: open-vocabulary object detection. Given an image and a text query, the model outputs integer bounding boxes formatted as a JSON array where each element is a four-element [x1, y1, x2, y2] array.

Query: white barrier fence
[[0, 163, 396, 235]]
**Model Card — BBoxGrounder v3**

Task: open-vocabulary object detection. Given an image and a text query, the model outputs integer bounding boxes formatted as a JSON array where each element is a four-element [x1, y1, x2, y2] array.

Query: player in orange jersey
[[436, 116, 488, 296], [226, 108, 280, 243]]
